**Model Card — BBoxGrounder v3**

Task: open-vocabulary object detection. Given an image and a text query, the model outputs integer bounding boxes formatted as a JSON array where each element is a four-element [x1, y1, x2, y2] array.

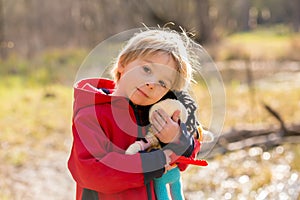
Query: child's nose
[[146, 82, 155, 89]]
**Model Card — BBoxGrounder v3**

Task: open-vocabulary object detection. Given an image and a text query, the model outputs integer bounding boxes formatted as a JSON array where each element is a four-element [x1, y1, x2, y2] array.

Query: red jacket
[[68, 78, 197, 200]]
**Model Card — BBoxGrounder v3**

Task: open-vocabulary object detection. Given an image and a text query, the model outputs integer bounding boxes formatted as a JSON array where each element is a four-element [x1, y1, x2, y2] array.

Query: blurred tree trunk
[[194, 0, 212, 43], [24, 0, 42, 58], [0, 0, 6, 59], [135, 0, 214, 44], [291, 0, 300, 32], [237, 0, 250, 31]]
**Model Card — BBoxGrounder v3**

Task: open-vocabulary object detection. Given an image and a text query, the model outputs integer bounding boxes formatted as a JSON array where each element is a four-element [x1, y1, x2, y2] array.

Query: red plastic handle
[[170, 155, 208, 166]]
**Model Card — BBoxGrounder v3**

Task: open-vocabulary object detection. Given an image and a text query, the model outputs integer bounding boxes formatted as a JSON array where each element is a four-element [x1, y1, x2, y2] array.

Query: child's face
[[115, 52, 178, 106]]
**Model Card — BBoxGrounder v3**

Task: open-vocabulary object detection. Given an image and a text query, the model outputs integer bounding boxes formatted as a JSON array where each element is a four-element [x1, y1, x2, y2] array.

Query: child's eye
[[142, 66, 152, 74], [158, 80, 167, 88]]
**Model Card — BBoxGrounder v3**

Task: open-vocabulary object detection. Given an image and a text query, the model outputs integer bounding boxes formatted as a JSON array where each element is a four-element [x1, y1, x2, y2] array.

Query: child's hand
[[150, 109, 181, 143]]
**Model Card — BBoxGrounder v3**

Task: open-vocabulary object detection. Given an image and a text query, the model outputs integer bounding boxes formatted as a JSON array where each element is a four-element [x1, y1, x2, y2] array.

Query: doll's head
[[149, 99, 188, 124], [149, 98, 214, 143]]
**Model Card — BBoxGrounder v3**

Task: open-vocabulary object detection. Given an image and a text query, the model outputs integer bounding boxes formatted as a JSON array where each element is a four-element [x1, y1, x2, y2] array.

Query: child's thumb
[[171, 110, 181, 123]]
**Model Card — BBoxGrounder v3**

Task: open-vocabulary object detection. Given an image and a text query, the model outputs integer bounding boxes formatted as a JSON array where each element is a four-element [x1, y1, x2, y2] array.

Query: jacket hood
[[73, 78, 119, 116]]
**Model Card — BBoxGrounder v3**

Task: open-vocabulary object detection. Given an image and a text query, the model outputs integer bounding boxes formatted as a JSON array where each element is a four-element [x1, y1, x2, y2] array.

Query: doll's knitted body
[[126, 96, 211, 200], [154, 167, 183, 200], [149, 99, 187, 200], [125, 99, 188, 200]]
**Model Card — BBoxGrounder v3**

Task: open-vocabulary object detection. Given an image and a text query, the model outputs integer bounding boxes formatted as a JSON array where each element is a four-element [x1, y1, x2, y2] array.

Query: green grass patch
[[209, 26, 300, 61], [0, 48, 87, 86]]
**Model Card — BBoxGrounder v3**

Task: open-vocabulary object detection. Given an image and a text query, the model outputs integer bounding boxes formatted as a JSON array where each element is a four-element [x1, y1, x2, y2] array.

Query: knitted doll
[[125, 99, 188, 155], [126, 91, 212, 200]]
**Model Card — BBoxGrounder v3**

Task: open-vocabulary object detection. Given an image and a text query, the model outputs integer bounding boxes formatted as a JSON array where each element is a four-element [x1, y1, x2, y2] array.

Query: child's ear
[[117, 56, 125, 75]]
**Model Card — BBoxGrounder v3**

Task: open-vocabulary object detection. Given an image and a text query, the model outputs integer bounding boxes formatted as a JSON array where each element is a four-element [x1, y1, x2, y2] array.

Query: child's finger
[[150, 113, 165, 133], [151, 119, 164, 133], [150, 110, 166, 127], [155, 109, 171, 124], [171, 110, 181, 123], [155, 110, 167, 125]]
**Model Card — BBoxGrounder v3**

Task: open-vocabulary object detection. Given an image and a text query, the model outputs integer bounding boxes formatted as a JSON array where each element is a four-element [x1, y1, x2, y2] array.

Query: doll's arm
[[125, 133, 159, 155], [125, 140, 148, 155]]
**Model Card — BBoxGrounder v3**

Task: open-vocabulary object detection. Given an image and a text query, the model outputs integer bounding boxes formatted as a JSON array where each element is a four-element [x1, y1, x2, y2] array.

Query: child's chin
[[130, 98, 151, 106]]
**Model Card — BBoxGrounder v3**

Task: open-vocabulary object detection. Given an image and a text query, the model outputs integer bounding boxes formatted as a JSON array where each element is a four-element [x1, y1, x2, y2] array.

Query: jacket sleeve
[[67, 107, 166, 194]]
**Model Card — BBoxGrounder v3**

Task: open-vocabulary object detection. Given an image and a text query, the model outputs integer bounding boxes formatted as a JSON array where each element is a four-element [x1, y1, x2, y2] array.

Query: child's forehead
[[143, 54, 180, 81], [141, 51, 181, 76], [140, 52, 177, 69]]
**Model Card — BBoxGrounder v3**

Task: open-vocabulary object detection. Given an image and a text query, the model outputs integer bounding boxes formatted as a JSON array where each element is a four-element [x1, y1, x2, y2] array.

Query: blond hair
[[111, 28, 195, 91]]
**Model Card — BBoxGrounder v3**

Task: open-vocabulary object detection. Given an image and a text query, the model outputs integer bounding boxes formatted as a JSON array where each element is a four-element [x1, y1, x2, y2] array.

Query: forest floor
[[2, 142, 300, 200], [1, 61, 300, 199]]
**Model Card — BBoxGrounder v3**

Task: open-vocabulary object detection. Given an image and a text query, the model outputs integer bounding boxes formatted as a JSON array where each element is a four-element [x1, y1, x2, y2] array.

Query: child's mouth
[[136, 88, 149, 98]]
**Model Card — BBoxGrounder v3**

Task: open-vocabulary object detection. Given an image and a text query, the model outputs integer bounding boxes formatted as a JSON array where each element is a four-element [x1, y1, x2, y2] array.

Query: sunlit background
[[0, 0, 300, 199]]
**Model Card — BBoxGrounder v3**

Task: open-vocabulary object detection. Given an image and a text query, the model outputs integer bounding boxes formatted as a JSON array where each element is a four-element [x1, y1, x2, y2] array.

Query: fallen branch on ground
[[199, 104, 300, 158]]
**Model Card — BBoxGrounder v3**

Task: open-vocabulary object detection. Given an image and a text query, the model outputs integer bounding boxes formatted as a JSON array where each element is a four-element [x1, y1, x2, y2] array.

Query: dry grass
[[193, 67, 300, 132], [0, 78, 72, 168]]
